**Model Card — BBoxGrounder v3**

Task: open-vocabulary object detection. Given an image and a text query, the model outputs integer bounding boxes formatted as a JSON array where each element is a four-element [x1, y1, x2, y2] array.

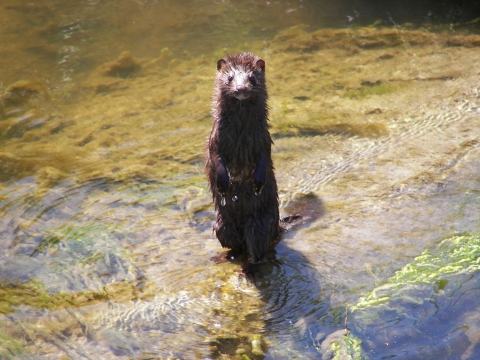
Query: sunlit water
[[1, 0, 480, 359]]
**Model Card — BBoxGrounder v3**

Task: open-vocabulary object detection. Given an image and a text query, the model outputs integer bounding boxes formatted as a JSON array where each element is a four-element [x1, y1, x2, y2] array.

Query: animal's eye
[[227, 75, 233, 82], [248, 75, 257, 85]]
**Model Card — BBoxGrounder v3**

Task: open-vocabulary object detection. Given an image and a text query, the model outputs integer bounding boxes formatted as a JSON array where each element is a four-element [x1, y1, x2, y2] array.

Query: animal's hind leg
[[214, 211, 244, 251], [244, 211, 271, 264]]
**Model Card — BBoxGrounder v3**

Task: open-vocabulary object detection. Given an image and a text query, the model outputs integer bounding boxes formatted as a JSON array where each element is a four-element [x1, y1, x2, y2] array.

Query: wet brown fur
[[205, 52, 279, 265]]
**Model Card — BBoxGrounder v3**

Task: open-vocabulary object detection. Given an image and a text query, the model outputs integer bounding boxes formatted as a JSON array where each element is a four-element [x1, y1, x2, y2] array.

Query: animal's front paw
[[253, 153, 267, 195], [217, 181, 227, 196], [215, 155, 229, 196], [253, 178, 265, 195]]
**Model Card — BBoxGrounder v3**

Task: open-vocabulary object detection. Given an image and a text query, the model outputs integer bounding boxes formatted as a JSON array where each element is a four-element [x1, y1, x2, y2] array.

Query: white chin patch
[[234, 93, 249, 100]]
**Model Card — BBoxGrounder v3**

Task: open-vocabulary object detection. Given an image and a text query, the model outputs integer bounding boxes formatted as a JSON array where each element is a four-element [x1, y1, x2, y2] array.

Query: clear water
[[1, 1, 480, 358]]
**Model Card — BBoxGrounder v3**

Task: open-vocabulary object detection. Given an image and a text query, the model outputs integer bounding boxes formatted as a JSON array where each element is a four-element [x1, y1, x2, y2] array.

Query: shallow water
[[1, 1, 480, 359]]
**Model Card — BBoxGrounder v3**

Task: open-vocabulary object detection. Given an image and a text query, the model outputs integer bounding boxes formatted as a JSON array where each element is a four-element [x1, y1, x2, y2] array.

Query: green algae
[[0, 333, 25, 359], [32, 222, 117, 256], [330, 333, 368, 360], [0, 279, 148, 315], [1, 25, 477, 186], [273, 117, 389, 139], [351, 233, 480, 312], [324, 234, 480, 357], [345, 82, 405, 99]]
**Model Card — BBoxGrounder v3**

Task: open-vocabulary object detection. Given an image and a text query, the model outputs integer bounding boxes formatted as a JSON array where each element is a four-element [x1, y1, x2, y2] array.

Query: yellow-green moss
[[0, 333, 25, 359], [0, 279, 148, 315], [345, 82, 404, 99], [331, 333, 368, 360], [352, 233, 480, 312]]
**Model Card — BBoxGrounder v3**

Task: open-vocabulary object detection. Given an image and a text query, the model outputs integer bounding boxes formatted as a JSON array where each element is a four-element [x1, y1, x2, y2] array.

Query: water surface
[[1, 1, 480, 359]]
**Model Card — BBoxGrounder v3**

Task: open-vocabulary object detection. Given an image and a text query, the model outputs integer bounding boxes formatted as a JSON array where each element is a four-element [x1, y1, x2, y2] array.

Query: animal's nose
[[236, 85, 247, 93]]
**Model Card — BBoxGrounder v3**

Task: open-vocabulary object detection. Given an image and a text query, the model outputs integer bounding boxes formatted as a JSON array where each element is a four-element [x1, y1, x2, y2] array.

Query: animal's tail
[[279, 192, 324, 232]]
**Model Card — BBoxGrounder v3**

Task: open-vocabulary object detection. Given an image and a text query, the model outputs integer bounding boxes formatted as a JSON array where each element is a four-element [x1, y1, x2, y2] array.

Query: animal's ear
[[256, 59, 265, 71], [217, 59, 227, 71]]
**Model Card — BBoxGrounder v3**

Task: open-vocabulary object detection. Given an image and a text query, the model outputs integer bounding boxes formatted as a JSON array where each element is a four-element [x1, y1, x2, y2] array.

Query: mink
[[205, 52, 280, 266]]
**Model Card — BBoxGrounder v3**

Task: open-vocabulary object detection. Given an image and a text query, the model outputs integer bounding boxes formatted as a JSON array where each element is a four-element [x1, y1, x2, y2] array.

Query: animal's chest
[[219, 125, 262, 173]]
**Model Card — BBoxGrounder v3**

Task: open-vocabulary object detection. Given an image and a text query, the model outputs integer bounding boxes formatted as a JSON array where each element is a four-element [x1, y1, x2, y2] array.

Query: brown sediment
[[0, 26, 478, 190]]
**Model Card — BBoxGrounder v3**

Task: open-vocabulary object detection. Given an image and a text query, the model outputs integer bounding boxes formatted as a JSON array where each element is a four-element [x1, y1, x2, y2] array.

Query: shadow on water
[[210, 248, 330, 359], [209, 245, 330, 358], [209, 194, 340, 358]]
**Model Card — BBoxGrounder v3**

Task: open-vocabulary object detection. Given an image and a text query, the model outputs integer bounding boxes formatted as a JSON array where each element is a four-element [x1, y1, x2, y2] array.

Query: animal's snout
[[236, 85, 248, 93]]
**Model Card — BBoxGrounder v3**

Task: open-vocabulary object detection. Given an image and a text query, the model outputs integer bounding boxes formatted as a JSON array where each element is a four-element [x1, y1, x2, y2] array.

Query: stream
[[1, 1, 480, 359]]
